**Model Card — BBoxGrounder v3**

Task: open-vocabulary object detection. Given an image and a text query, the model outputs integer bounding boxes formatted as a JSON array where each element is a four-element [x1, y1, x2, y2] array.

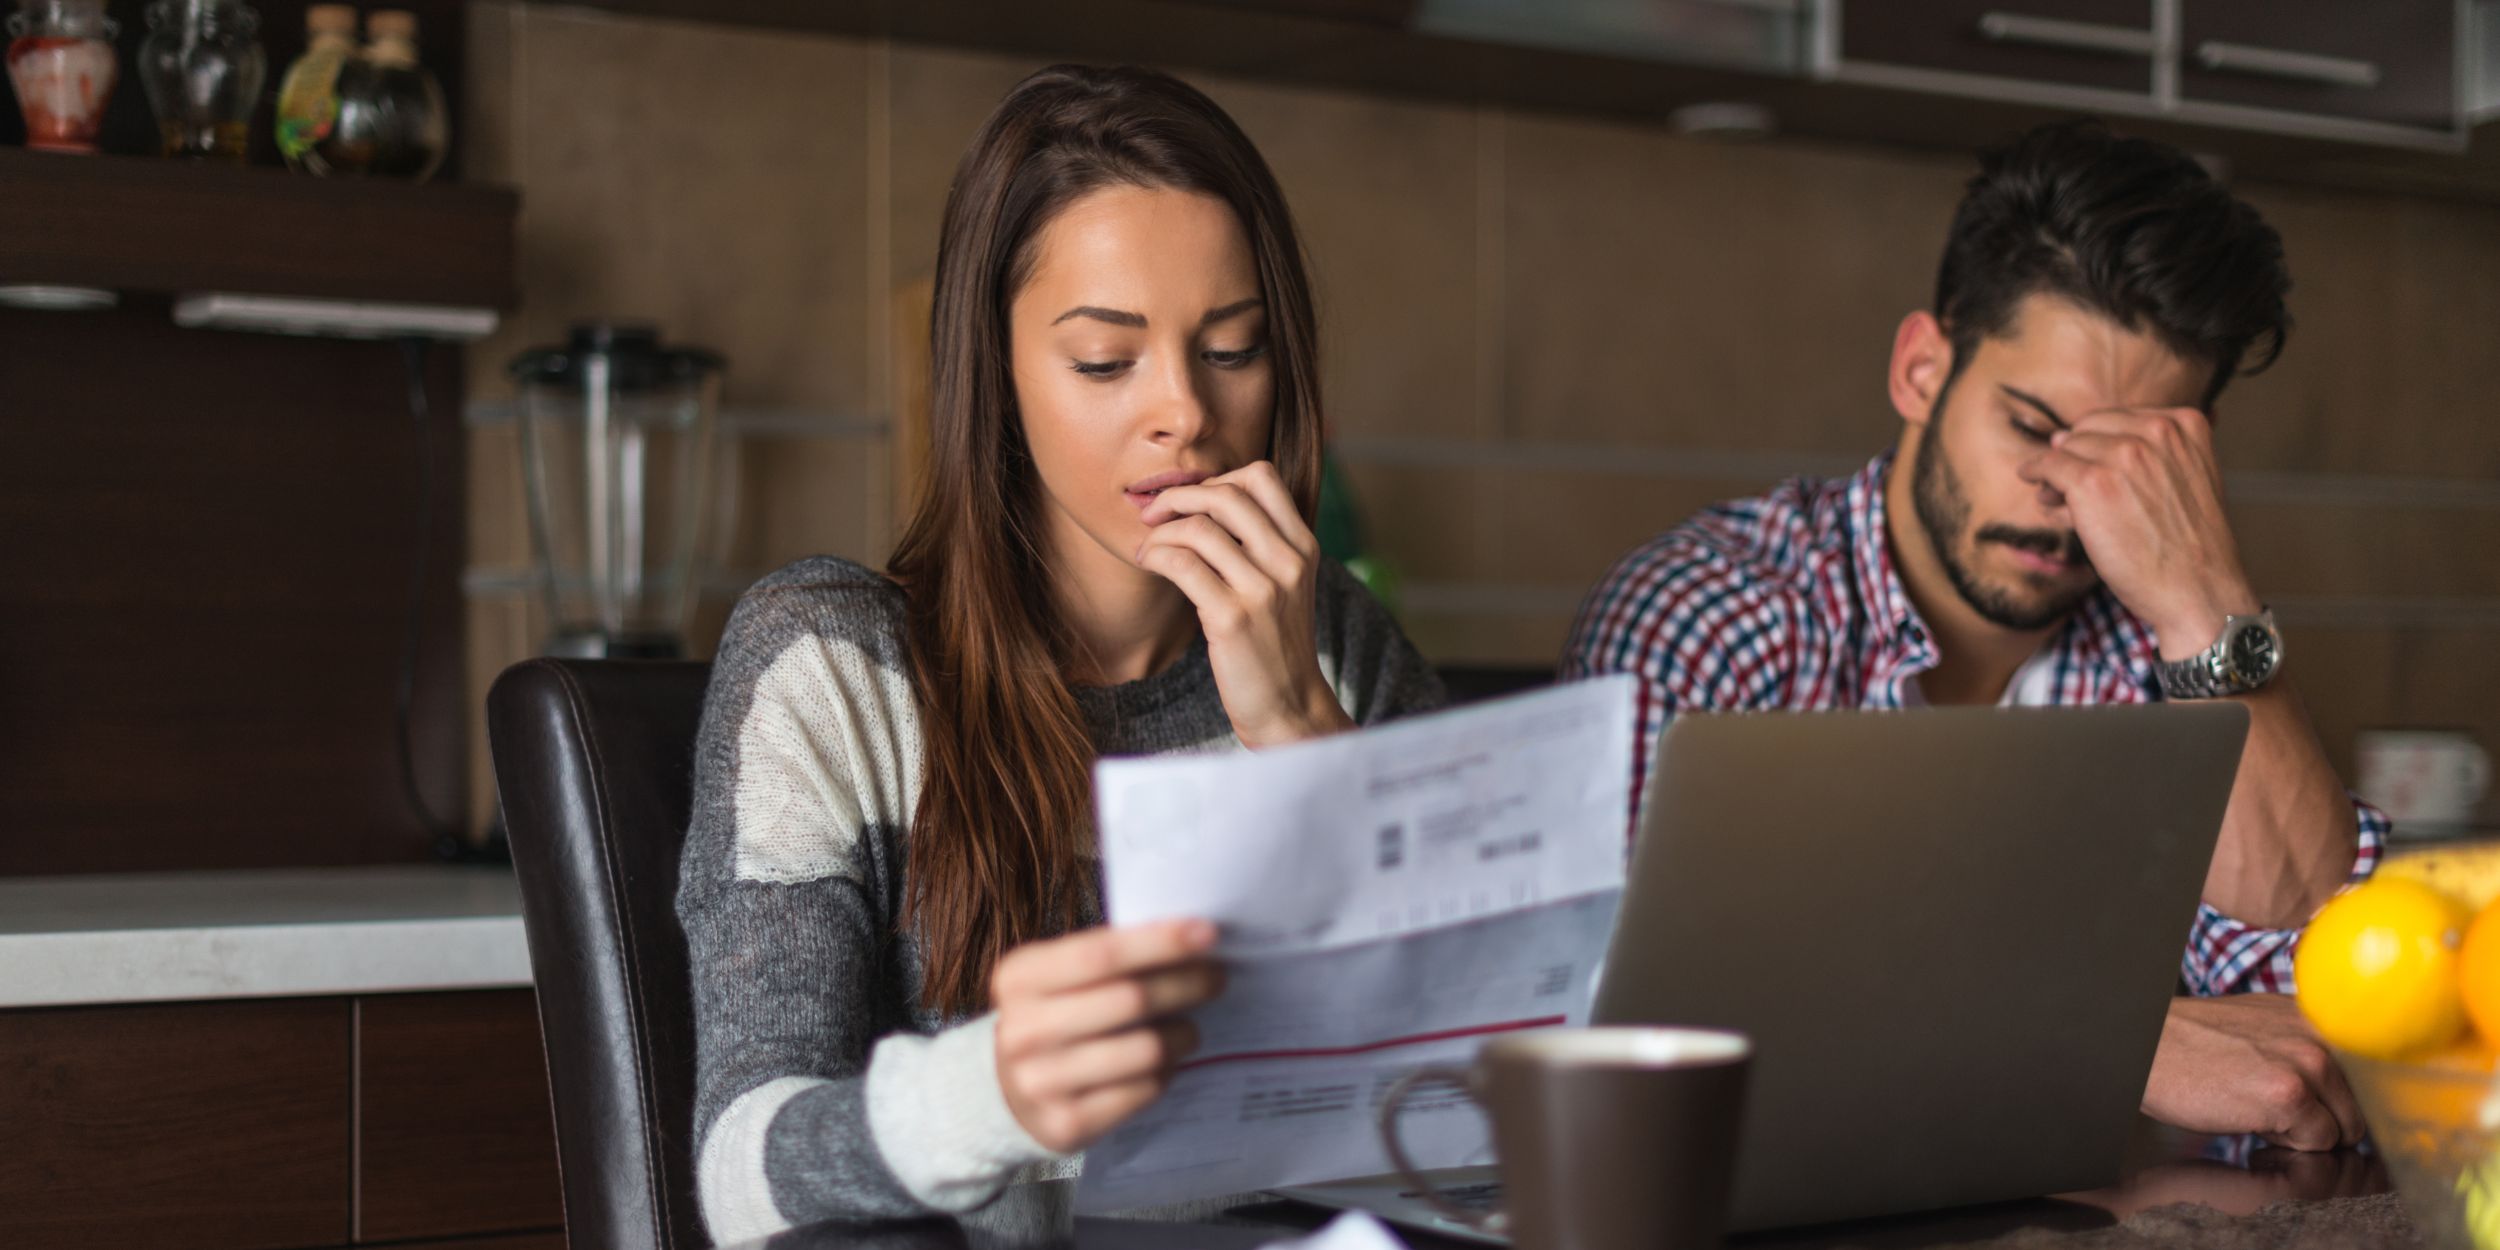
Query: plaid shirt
[[1560, 450, 2386, 997]]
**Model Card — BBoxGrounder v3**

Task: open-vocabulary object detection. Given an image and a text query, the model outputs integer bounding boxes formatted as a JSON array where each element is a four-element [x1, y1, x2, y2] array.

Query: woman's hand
[[991, 918, 1226, 1154], [1135, 460, 1355, 748]]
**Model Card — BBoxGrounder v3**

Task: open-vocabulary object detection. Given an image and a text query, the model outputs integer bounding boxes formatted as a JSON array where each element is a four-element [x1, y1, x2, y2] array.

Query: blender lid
[[508, 322, 726, 391]]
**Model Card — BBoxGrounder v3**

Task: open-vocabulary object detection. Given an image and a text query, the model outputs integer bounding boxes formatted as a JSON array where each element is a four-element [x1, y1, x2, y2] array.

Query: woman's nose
[[1148, 357, 1213, 445]]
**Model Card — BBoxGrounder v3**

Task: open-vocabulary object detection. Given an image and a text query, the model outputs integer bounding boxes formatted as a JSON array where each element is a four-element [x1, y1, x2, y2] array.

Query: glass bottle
[[326, 8, 444, 182], [136, 0, 264, 161], [5, 0, 118, 154], [271, 1, 351, 171]]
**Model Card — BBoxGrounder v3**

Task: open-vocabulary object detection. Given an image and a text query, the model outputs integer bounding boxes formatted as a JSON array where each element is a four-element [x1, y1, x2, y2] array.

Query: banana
[[2381, 841, 2500, 910]]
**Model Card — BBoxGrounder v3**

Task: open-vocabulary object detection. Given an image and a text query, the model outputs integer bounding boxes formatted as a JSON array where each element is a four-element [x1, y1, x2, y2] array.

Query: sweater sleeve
[[1313, 558, 1449, 725], [677, 564, 1059, 1243]]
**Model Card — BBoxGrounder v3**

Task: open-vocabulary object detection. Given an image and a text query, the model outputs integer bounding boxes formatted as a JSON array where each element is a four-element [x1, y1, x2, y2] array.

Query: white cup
[[2358, 729, 2492, 839]]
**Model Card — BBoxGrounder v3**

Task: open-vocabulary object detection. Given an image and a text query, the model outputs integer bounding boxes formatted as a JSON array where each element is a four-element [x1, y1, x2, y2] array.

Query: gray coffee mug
[[1378, 1026, 1751, 1250]]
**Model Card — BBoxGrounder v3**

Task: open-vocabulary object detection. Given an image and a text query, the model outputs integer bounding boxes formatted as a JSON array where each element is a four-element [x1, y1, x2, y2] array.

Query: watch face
[[2229, 622, 2280, 682]]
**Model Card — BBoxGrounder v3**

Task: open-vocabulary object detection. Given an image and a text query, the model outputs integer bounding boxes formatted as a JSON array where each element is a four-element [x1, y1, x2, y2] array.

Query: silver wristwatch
[[2157, 609, 2283, 700]]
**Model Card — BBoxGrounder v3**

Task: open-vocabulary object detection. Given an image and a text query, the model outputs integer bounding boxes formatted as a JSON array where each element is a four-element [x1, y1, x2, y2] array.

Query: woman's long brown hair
[[888, 65, 1328, 1016]]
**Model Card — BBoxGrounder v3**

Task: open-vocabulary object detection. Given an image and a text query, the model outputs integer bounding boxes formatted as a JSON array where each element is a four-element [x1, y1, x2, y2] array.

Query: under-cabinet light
[[173, 293, 498, 341]]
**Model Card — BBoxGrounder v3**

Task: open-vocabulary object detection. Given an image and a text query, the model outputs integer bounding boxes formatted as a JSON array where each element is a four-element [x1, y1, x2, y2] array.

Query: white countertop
[[0, 864, 533, 1008]]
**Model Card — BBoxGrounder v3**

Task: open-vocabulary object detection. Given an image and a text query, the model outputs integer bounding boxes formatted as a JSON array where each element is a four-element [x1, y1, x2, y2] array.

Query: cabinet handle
[[2192, 40, 2381, 88], [1975, 11, 2157, 58]]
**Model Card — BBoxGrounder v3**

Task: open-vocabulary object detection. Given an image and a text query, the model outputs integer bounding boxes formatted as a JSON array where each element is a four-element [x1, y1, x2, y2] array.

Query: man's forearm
[[2199, 670, 2362, 929]]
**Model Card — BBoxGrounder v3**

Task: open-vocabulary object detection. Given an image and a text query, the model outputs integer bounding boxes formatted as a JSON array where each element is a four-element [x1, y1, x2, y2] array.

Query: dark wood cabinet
[[0, 999, 354, 1250], [0, 151, 516, 877], [1835, 0, 2156, 96], [1826, 0, 2465, 146], [2178, 0, 2457, 132], [388, 1238, 567, 1250], [356, 991, 565, 1243], [0, 991, 561, 1249]]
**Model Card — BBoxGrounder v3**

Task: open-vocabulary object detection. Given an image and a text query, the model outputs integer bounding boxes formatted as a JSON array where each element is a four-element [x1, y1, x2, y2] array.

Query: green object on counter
[[1315, 452, 1363, 561], [1316, 452, 1400, 616], [1344, 555, 1400, 615]]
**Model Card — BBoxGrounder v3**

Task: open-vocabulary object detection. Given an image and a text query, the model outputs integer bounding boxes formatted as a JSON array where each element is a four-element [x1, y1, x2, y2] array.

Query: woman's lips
[[1126, 484, 1188, 514], [1124, 470, 1213, 514]]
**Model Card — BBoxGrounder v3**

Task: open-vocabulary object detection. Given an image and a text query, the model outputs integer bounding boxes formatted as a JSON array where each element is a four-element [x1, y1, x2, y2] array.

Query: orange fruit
[[2295, 877, 2472, 1060], [2421, 1036, 2500, 1075], [2370, 1038, 2499, 1133], [2460, 898, 2500, 1049]]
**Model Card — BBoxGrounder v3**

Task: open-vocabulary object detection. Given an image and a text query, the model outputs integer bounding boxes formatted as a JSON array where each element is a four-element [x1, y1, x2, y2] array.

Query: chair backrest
[[488, 658, 715, 1250]]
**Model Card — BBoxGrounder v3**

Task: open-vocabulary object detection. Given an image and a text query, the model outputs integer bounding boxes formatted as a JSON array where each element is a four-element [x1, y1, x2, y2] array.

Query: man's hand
[[2019, 407, 2260, 659], [2142, 994, 2365, 1152]]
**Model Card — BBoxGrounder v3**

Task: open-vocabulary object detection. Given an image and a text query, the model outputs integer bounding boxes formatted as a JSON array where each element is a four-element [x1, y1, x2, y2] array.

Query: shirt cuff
[[2183, 794, 2392, 997], [864, 1012, 1066, 1211]]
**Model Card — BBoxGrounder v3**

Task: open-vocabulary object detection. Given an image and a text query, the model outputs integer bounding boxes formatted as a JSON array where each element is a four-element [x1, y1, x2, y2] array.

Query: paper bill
[[1076, 674, 1637, 1213]]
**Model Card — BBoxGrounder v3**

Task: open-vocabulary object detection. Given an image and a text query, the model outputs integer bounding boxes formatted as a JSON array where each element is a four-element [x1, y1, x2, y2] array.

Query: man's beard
[[1910, 398, 2096, 632]]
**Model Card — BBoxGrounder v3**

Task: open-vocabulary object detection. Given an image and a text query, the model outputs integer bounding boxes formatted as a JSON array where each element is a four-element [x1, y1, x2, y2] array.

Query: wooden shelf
[[0, 149, 518, 308]]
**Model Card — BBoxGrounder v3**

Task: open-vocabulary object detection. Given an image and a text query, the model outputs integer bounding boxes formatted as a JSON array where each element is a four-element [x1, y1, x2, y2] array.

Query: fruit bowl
[[2340, 1046, 2500, 1250]]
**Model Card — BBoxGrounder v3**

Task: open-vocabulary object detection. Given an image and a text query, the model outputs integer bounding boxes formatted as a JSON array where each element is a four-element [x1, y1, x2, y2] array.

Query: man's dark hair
[[1934, 121, 2290, 410]]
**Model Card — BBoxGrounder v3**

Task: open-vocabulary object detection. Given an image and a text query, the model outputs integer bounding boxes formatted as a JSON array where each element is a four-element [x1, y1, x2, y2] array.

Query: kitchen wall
[[459, 4, 2500, 831]]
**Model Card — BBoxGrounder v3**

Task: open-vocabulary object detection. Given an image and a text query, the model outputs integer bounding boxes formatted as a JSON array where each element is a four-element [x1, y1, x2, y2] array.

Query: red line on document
[[1176, 1015, 1568, 1072]]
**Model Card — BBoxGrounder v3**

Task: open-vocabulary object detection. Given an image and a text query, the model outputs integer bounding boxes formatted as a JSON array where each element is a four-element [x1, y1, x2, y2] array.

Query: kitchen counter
[[0, 864, 531, 1008]]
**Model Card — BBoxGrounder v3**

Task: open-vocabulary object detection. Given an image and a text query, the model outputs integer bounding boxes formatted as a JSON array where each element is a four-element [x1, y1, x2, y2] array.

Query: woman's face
[[1008, 184, 1276, 586]]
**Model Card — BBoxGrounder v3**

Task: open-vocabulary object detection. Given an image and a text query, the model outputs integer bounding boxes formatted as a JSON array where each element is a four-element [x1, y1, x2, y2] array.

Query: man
[[1563, 122, 2385, 1151]]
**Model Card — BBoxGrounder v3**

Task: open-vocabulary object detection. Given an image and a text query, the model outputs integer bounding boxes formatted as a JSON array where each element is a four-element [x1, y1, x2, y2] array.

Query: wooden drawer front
[[356, 991, 563, 1242], [0, 998, 352, 1250], [384, 1236, 566, 1250], [2179, 0, 2456, 132], [1839, 0, 2156, 95]]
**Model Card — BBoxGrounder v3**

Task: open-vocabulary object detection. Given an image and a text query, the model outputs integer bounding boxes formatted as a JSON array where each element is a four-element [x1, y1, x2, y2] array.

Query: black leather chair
[[488, 658, 715, 1250]]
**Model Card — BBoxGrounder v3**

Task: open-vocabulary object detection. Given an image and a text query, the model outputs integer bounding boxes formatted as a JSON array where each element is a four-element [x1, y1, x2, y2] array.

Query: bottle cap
[[305, 4, 355, 35], [367, 9, 418, 41]]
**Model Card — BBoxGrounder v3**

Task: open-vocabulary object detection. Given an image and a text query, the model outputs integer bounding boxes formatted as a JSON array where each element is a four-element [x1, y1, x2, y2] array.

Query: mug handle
[[1377, 1066, 1505, 1233]]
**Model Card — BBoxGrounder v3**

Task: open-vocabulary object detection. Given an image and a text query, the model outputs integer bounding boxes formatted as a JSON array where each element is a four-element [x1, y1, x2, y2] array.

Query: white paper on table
[[1254, 1211, 1409, 1250], [1075, 674, 1637, 1214]]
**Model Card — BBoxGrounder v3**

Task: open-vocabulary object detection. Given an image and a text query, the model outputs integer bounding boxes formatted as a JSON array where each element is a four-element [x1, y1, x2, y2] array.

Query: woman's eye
[[1070, 359, 1129, 379], [1204, 344, 1269, 370], [2010, 417, 2053, 444]]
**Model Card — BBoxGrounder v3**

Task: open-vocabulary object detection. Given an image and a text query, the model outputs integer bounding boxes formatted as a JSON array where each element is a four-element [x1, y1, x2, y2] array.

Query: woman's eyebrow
[[1199, 297, 1263, 328], [1050, 298, 1264, 329], [1053, 305, 1147, 328]]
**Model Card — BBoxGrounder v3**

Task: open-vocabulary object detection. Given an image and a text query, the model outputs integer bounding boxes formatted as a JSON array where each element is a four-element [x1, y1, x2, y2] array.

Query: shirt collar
[[1844, 450, 1934, 667]]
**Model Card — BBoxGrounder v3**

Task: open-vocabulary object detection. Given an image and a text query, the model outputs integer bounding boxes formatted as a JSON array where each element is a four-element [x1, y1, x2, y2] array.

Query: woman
[[678, 64, 1446, 1241]]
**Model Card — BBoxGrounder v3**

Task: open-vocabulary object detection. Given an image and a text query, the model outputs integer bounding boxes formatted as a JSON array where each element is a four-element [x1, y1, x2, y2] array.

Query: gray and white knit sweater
[[676, 555, 1446, 1243]]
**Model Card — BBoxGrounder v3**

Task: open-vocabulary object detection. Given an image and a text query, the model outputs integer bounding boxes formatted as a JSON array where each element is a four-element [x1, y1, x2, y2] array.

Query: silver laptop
[[1282, 701, 2248, 1240]]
